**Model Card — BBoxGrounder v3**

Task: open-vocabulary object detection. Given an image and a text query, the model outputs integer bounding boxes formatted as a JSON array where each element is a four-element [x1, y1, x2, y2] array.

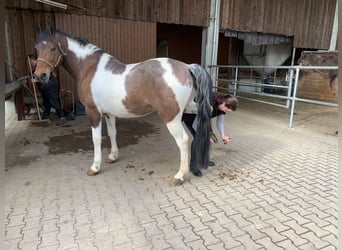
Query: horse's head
[[34, 28, 63, 83]]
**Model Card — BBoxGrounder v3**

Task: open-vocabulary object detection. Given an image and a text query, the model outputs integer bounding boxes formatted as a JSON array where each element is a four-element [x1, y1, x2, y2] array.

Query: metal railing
[[209, 65, 338, 128]]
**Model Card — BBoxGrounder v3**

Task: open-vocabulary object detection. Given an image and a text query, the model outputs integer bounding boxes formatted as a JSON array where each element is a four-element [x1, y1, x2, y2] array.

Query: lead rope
[[27, 56, 42, 121]]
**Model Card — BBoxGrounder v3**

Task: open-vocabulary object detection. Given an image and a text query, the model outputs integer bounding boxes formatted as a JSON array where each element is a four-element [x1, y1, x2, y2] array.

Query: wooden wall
[[5, 0, 208, 82], [297, 73, 337, 104], [220, 0, 337, 49], [55, 13, 156, 100], [6, 0, 210, 27], [5, 9, 55, 79], [5, 9, 156, 102], [5, 0, 337, 81], [55, 13, 155, 63], [6, 0, 337, 51]]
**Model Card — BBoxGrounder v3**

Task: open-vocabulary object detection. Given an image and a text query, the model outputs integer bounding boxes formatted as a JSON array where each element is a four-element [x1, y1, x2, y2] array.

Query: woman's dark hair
[[28, 54, 37, 60], [213, 93, 238, 111]]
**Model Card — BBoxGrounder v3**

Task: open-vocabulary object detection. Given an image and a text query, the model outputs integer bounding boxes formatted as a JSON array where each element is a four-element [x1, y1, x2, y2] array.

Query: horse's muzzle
[[35, 73, 49, 83]]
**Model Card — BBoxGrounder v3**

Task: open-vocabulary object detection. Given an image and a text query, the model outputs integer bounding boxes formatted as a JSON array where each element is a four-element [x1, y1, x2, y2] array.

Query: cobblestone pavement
[[5, 99, 338, 249]]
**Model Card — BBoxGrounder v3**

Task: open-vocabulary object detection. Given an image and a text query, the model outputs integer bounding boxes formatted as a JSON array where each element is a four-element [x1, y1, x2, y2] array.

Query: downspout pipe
[[329, 0, 338, 50], [203, 0, 220, 89], [210, 0, 220, 88]]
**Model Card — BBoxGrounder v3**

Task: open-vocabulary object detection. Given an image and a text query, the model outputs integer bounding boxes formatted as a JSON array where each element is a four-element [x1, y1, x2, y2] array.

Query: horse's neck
[[61, 54, 84, 81], [56, 33, 100, 82], [61, 47, 100, 83]]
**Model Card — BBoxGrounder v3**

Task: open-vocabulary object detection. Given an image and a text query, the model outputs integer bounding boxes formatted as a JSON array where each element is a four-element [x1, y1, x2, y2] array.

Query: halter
[[37, 42, 66, 70], [37, 55, 61, 70]]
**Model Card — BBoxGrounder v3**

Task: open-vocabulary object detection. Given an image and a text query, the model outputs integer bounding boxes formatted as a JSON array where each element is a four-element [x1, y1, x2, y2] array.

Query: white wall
[[5, 97, 16, 120]]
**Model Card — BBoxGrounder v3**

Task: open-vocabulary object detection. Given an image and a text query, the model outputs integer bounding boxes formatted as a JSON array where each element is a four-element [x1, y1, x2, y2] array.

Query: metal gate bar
[[210, 65, 338, 128]]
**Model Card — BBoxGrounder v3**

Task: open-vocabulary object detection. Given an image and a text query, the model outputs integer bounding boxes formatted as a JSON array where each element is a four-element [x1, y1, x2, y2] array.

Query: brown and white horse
[[34, 28, 213, 185]]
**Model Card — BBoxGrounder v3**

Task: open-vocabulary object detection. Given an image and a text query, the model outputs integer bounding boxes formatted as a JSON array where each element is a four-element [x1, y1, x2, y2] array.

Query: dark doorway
[[157, 23, 202, 64]]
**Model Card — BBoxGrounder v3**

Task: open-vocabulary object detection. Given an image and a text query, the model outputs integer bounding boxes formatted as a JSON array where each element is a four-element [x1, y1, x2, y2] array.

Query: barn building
[[3, 2, 340, 249], [4, 0, 338, 120]]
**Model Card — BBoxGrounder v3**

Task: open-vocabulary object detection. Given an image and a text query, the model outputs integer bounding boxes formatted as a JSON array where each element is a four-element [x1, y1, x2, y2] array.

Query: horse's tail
[[187, 64, 213, 170]]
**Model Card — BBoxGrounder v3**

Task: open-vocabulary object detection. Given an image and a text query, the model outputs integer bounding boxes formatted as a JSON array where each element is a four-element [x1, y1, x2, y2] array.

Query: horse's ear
[[35, 24, 41, 35]]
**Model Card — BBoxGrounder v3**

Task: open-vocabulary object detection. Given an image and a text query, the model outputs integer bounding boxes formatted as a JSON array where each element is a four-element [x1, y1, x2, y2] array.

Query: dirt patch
[[48, 119, 158, 154], [218, 170, 250, 181], [5, 155, 40, 170]]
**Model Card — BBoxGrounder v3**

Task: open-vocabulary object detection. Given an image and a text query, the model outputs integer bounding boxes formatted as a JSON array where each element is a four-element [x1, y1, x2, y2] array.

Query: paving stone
[[196, 228, 220, 246], [300, 231, 330, 249], [259, 226, 287, 243], [222, 222, 246, 238], [280, 229, 308, 246], [170, 215, 190, 230], [235, 234, 264, 249], [4, 101, 338, 249], [207, 242, 227, 250], [176, 227, 200, 243], [283, 219, 310, 235], [38, 231, 59, 248], [186, 239, 207, 249], [256, 236, 284, 250], [75, 237, 97, 250], [5, 225, 23, 240], [320, 234, 338, 248], [128, 230, 149, 248], [149, 234, 172, 249], [58, 233, 78, 249]]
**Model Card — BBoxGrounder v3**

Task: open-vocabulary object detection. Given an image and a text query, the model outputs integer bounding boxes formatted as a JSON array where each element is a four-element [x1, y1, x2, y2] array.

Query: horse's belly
[[94, 96, 132, 117], [93, 89, 153, 118]]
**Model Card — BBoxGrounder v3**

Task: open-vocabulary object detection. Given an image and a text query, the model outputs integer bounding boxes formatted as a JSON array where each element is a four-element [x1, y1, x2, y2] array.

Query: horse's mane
[[36, 28, 93, 47], [55, 29, 91, 46]]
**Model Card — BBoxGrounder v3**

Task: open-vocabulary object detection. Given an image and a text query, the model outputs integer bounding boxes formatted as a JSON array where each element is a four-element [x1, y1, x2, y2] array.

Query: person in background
[[28, 54, 66, 125], [182, 92, 238, 175]]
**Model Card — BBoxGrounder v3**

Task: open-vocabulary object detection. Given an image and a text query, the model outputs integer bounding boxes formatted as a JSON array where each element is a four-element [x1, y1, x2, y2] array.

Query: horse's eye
[[51, 47, 56, 52]]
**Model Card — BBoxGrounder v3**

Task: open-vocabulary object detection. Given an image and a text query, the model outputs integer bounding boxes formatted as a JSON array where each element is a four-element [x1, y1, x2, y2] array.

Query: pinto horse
[[34, 28, 212, 185]]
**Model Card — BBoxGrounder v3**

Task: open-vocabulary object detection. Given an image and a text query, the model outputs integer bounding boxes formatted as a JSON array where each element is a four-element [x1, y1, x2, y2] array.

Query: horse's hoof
[[87, 169, 98, 176], [169, 178, 183, 186], [105, 158, 115, 164], [191, 169, 202, 177]]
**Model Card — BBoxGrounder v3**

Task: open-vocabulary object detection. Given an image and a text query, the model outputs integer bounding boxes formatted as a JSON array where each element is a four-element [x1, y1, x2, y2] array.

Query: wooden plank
[[251, 0, 264, 32], [219, 0, 336, 49], [54, 13, 156, 101], [293, 0, 336, 48], [7, 0, 209, 27], [297, 74, 337, 103]]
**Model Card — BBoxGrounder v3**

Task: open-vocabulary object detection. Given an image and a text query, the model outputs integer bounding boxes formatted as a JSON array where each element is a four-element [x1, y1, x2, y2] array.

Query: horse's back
[[92, 56, 194, 121], [124, 58, 195, 122]]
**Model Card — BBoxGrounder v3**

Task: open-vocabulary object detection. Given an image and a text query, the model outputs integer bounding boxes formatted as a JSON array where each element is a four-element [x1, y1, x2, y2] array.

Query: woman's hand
[[222, 135, 231, 144]]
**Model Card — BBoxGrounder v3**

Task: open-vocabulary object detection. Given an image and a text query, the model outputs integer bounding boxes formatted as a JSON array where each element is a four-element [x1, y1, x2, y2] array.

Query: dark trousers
[[182, 113, 196, 137], [37, 77, 64, 119]]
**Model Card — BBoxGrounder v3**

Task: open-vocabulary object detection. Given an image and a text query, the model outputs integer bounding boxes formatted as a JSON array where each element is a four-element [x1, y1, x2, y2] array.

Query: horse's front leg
[[104, 115, 119, 163], [87, 121, 103, 176]]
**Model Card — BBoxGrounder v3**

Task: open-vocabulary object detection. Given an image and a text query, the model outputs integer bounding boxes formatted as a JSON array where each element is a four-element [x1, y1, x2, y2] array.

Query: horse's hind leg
[[166, 119, 190, 186], [87, 120, 103, 176], [104, 115, 119, 163]]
